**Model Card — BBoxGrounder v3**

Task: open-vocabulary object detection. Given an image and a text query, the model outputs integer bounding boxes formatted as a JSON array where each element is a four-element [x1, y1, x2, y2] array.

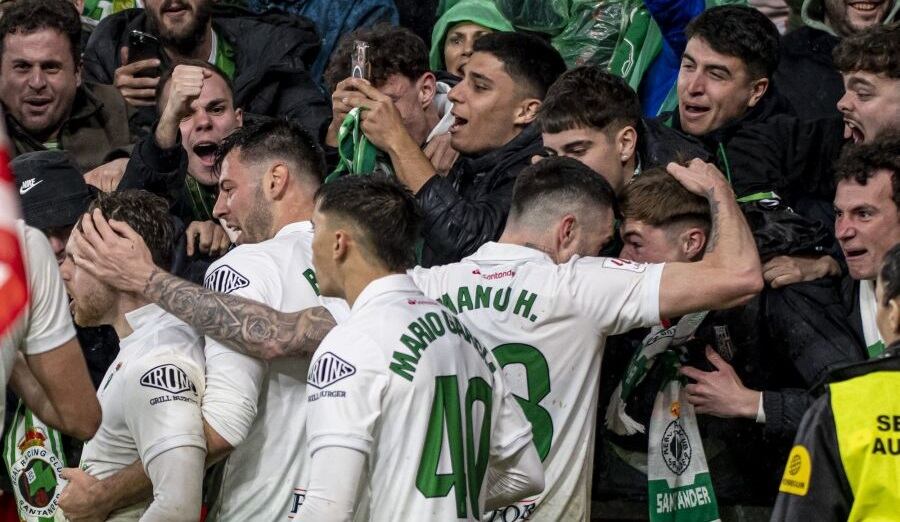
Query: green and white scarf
[[3, 401, 67, 521], [326, 108, 393, 182], [606, 313, 721, 522]]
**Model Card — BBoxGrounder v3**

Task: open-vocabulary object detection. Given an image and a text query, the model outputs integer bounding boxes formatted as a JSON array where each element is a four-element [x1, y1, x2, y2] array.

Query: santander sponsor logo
[[472, 268, 516, 280]]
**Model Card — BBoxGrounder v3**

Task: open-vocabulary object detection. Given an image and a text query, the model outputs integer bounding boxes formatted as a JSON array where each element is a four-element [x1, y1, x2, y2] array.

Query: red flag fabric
[[0, 145, 28, 336]]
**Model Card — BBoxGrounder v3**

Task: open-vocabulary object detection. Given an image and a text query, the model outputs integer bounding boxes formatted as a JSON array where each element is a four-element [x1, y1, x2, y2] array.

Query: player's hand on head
[[666, 159, 730, 198], [72, 209, 155, 293]]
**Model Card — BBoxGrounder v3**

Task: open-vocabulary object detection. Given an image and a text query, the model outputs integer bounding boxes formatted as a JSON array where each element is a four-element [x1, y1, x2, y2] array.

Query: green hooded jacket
[[429, 0, 514, 72]]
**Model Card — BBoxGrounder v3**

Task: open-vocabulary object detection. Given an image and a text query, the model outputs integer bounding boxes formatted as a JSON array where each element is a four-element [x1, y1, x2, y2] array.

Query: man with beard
[[82, 0, 329, 140], [0, 0, 134, 173], [774, 0, 898, 120]]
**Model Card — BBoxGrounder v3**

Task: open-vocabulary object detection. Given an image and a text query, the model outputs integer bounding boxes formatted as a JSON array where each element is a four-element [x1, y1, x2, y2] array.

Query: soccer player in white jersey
[[1, 221, 99, 437], [58, 191, 206, 520], [296, 175, 545, 521], [409, 157, 764, 521], [64, 119, 346, 520]]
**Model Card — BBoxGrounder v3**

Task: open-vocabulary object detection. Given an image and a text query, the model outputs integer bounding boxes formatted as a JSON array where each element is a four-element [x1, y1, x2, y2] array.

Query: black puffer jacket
[[774, 27, 843, 121], [82, 6, 330, 140], [416, 124, 543, 267]]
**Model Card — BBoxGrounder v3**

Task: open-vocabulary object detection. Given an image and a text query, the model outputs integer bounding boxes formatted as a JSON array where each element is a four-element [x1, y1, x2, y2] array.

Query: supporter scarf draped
[[606, 312, 721, 522], [3, 400, 67, 522], [328, 108, 393, 181]]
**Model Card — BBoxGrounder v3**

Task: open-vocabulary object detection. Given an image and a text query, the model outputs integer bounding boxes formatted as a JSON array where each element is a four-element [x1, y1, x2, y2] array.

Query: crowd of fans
[[0, 0, 898, 520]]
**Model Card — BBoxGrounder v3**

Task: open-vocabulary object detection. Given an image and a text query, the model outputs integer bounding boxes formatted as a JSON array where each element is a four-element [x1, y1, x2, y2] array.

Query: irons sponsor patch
[[307, 352, 356, 389], [140, 364, 197, 394], [602, 258, 648, 273], [204, 265, 249, 293]]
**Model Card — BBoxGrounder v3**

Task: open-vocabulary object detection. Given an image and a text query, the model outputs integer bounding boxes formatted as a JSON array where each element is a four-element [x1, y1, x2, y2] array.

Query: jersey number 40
[[416, 375, 492, 518]]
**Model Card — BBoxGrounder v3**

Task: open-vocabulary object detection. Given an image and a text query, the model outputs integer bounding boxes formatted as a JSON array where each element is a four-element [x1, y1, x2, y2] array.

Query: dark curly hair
[[473, 31, 566, 100], [834, 132, 900, 208], [324, 23, 429, 93], [0, 0, 82, 66], [86, 190, 175, 269], [214, 118, 326, 184], [833, 23, 900, 78], [685, 5, 780, 79], [880, 243, 900, 305], [538, 66, 641, 134]]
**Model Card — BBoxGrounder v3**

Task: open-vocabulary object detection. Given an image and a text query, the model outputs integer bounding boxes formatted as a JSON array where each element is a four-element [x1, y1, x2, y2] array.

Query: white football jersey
[[204, 221, 349, 521], [410, 242, 663, 522], [0, 222, 76, 430], [81, 304, 206, 520], [306, 274, 535, 522]]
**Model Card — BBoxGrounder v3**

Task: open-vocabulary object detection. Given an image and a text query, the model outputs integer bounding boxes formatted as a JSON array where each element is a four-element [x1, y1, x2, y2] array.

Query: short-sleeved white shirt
[[410, 242, 663, 522], [306, 274, 535, 521], [204, 221, 349, 521], [0, 221, 76, 430], [80, 304, 206, 520]]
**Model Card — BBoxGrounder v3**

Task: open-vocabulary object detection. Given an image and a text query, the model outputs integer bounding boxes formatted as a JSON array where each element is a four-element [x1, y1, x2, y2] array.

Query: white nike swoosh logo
[[19, 180, 43, 195]]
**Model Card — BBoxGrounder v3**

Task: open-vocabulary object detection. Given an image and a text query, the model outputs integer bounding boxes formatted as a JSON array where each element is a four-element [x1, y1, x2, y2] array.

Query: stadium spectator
[[774, 0, 898, 120], [346, 31, 564, 267], [324, 24, 457, 175], [429, 0, 513, 80], [117, 61, 239, 268], [0, 0, 134, 172], [82, 0, 330, 140], [539, 66, 710, 194]]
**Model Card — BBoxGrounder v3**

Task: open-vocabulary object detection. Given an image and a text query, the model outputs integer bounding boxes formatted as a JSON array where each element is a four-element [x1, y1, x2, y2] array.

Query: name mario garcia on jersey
[[307, 305, 497, 397]]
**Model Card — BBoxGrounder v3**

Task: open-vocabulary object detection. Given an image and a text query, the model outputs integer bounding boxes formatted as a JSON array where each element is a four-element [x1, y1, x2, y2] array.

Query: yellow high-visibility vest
[[830, 370, 900, 521]]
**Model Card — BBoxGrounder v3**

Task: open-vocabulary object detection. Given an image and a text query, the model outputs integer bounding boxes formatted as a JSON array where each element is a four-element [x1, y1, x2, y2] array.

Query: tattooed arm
[[657, 159, 764, 318], [143, 267, 335, 360], [72, 209, 335, 360]]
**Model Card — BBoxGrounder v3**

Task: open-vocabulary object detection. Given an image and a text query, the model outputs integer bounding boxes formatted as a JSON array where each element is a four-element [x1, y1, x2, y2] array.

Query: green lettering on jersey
[[410, 321, 435, 345], [474, 285, 492, 309], [492, 287, 511, 311], [513, 290, 537, 319], [457, 287, 474, 311], [440, 293, 458, 313], [302, 268, 320, 296], [425, 312, 446, 336], [390, 350, 420, 382]]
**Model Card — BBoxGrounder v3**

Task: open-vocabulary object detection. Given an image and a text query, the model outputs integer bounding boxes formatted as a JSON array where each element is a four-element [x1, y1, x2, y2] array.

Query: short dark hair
[[620, 168, 711, 233], [215, 118, 326, 184], [0, 0, 82, 65], [86, 190, 174, 269], [324, 23, 429, 93], [685, 5, 780, 79], [833, 23, 900, 78], [834, 133, 900, 208], [155, 58, 235, 113], [538, 66, 641, 134], [509, 157, 617, 223], [880, 243, 900, 305], [473, 32, 566, 100], [314, 175, 422, 272]]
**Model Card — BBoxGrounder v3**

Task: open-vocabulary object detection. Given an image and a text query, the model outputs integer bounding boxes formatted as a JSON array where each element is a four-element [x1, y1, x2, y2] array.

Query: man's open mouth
[[449, 115, 468, 133], [683, 104, 710, 117], [844, 120, 864, 143], [844, 248, 868, 260], [847, 0, 883, 12], [192, 142, 218, 165]]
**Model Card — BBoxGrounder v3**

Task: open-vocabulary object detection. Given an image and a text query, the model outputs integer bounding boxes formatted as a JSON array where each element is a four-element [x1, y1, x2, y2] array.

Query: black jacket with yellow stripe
[[771, 343, 900, 521]]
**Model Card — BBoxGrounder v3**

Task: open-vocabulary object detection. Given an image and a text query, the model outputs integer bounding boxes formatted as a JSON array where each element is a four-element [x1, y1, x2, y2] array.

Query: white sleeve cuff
[[755, 392, 766, 424]]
